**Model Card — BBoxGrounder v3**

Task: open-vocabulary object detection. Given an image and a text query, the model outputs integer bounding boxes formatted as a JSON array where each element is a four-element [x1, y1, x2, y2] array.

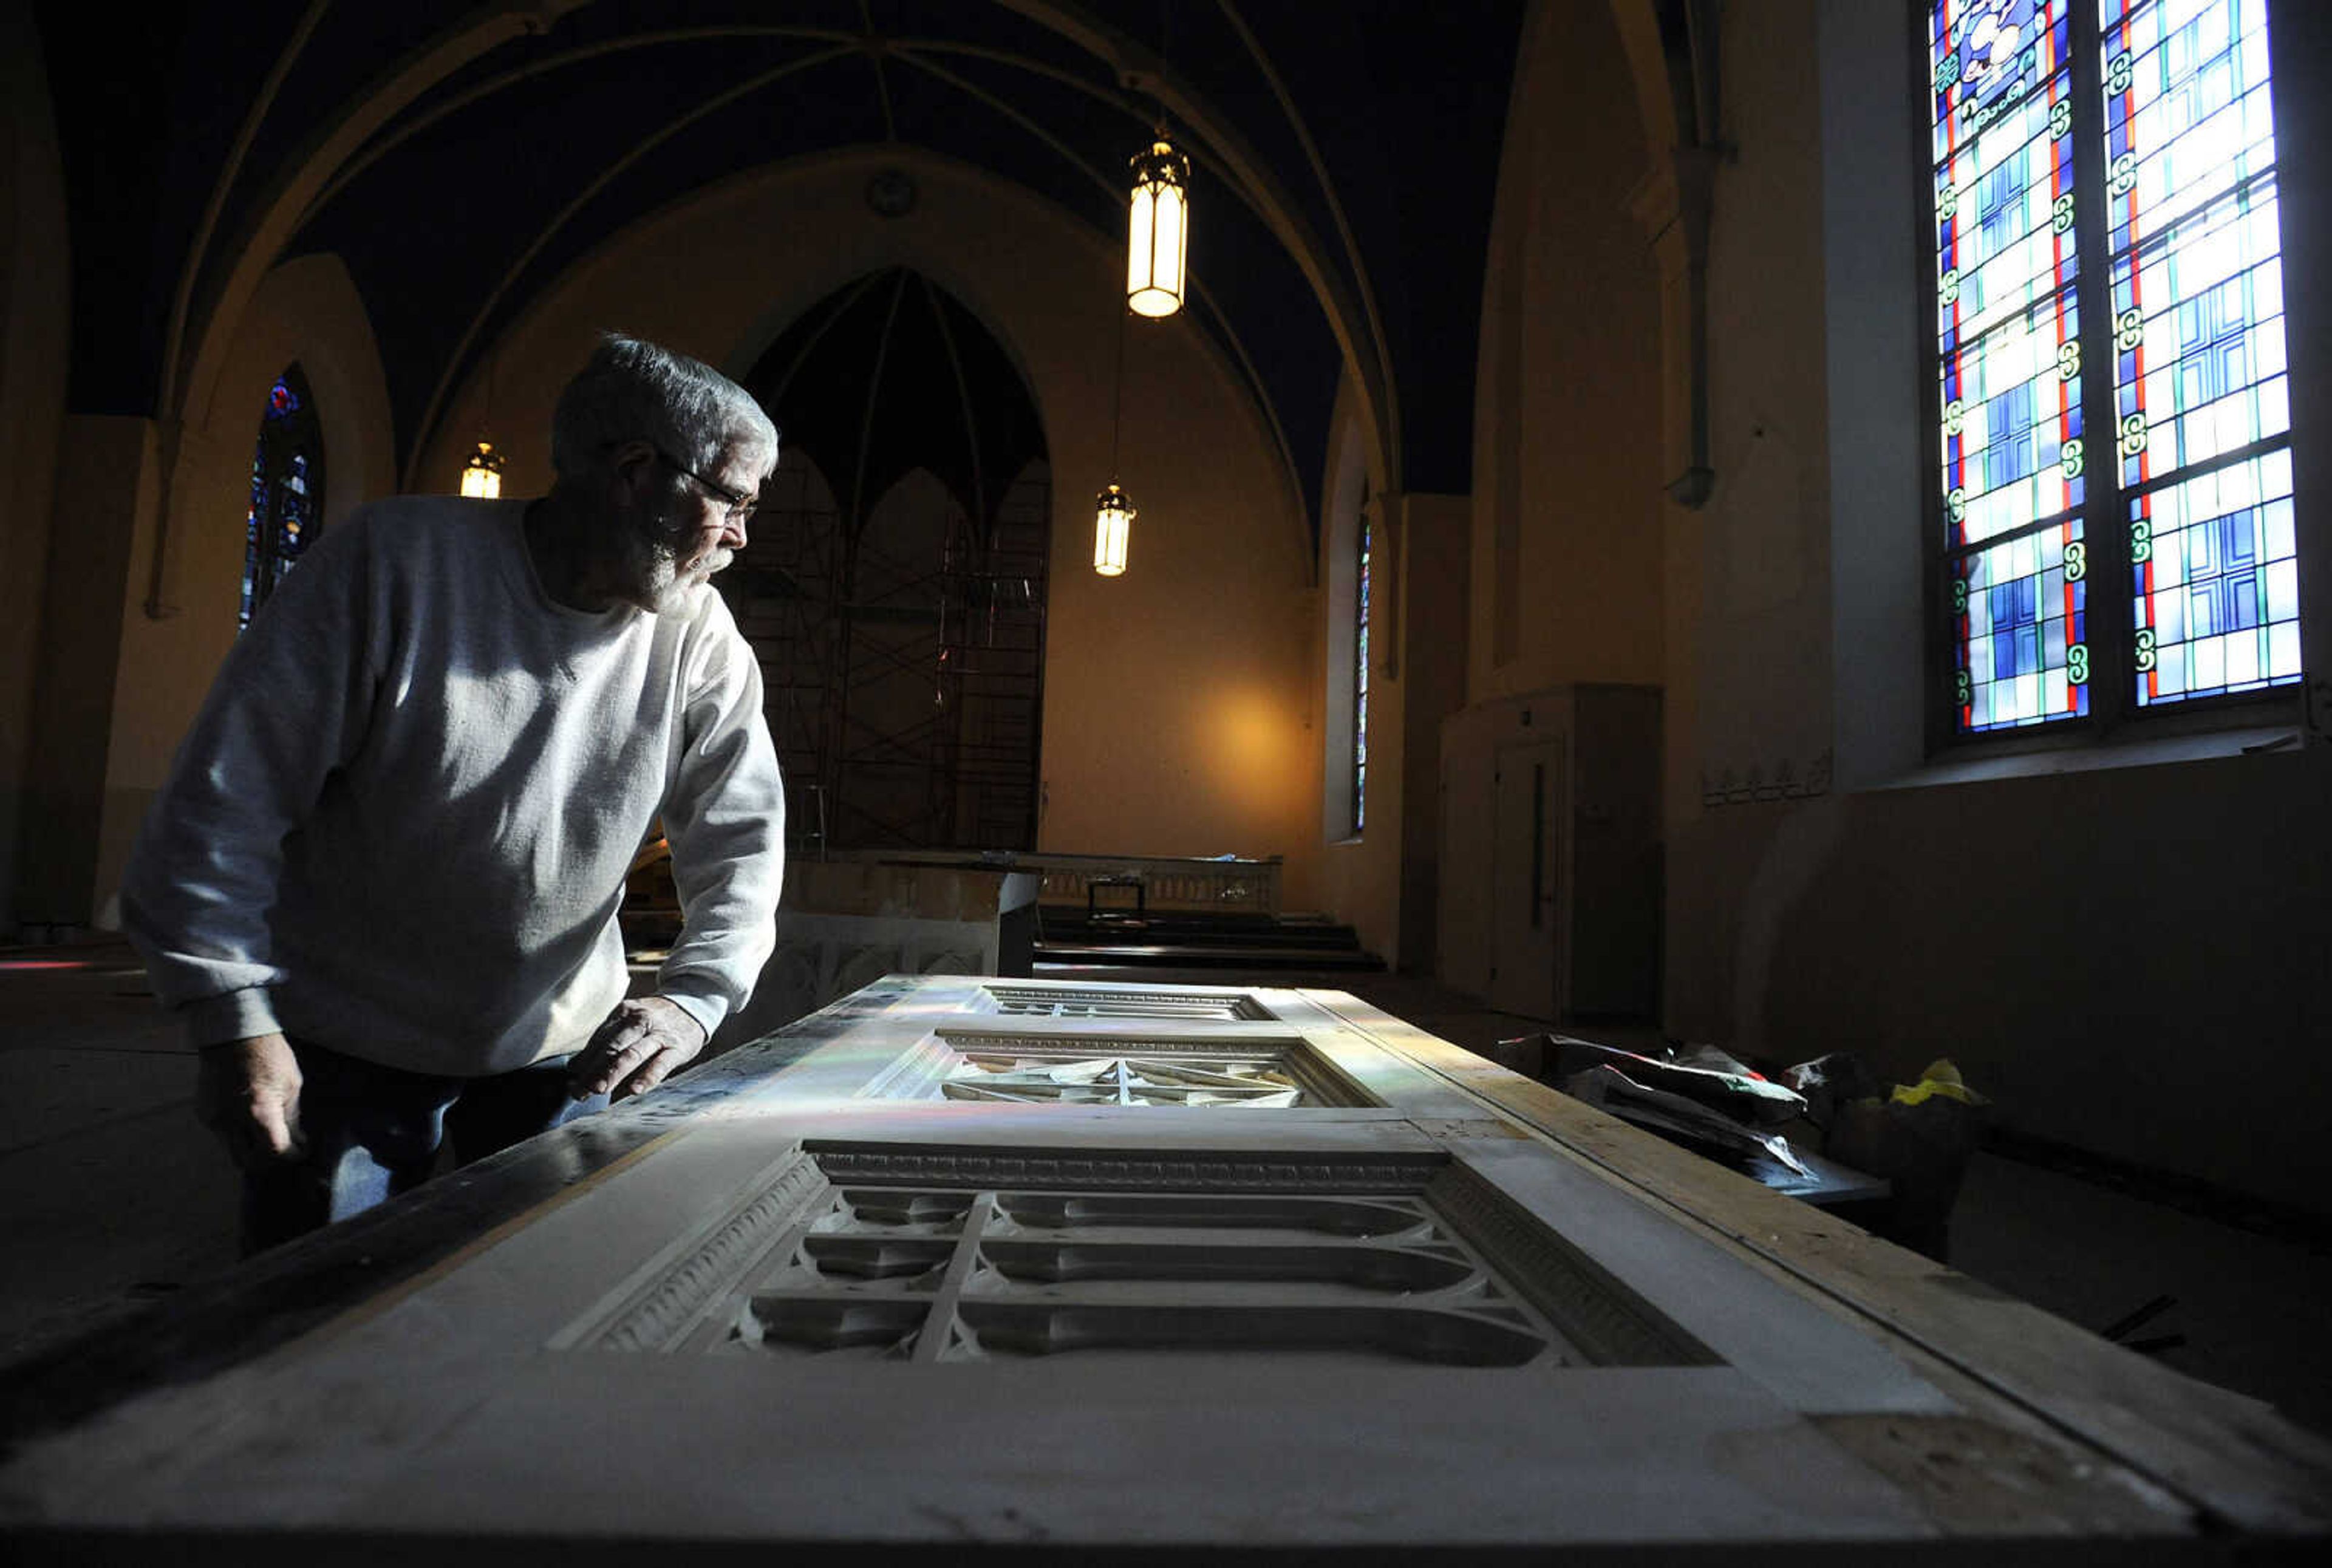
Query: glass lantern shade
[[1094, 483, 1135, 576], [459, 440, 505, 499], [1127, 137, 1190, 319]]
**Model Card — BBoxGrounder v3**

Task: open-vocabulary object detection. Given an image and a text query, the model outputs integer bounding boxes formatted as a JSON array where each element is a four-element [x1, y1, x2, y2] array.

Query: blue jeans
[[240, 1037, 608, 1256]]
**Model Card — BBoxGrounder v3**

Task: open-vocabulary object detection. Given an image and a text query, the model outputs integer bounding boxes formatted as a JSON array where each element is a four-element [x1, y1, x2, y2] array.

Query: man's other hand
[[196, 1032, 307, 1170], [571, 996, 707, 1100]]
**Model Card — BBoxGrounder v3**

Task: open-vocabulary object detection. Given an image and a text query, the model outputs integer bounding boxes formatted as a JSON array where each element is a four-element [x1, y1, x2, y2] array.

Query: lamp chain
[[1110, 298, 1128, 477]]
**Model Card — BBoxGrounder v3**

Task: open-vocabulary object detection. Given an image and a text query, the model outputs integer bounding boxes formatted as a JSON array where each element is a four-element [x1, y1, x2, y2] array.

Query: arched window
[[241, 363, 326, 629], [739, 270, 1050, 851], [1927, 0, 2297, 734], [1352, 483, 1372, 836], [1317, 412, 1371, 842]]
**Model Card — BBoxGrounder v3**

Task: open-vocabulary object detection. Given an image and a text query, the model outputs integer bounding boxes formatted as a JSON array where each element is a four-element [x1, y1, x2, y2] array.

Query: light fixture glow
[[1094, 483, 1134, 576], [1127, 134, 1190, 319], [459, 440, 505, 499]]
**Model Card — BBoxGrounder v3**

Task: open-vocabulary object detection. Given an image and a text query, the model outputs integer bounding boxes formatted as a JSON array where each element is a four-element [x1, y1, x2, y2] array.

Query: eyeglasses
[[652, 448, 760, 523]]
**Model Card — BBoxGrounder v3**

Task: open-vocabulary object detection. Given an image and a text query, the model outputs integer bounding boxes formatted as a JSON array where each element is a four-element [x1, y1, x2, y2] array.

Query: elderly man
[[123, 333, 785, 1252]]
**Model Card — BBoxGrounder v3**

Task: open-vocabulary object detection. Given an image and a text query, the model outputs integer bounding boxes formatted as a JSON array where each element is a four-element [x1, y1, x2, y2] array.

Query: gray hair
[[549, 333, 777, 490]]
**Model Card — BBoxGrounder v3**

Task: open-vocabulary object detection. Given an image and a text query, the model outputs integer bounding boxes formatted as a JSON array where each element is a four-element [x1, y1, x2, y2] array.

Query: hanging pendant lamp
[[1094, 482, 1135, 576], [459, 440, 506, 499], [460, 350, 508, 499], [1127, 130, 1190, 319], [1096, 292, 1136, 577]]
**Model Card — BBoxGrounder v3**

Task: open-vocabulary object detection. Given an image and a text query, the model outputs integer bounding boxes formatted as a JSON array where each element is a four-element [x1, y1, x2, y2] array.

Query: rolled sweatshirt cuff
[[657, 980, 731, 1045], [182, 986, 283, 1048]]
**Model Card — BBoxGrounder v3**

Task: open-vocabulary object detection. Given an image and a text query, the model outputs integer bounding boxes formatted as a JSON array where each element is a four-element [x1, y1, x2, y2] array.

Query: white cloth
[[121, 495, 785, 1076]]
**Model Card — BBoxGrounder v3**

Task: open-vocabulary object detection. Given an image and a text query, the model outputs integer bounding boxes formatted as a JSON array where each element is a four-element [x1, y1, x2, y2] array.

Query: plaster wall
[[1651, 0, 2332, 1211], [1660, 0, 1838, 1045], [0, 12, 70, 932], [83, 255, 395, 919], [420, 151, 1323, 910], [14, 419, 146, 925], [1469, 0, 1665, 709], [1444, 0, 1663, 1000], [1395, 491, 1472, 969]]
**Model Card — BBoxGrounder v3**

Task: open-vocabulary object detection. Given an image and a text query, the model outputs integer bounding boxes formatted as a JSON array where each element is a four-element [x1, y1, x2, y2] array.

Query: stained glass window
[[2105, 0, 2294, 704], [1353, 502, 1371, 836], [1928, 0, 2296, 731], [1933, 0, 2089, 730], [240, 364, 326, 630]]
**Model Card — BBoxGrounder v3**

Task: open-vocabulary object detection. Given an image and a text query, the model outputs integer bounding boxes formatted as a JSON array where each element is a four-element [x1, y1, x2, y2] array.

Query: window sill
[[1867, 709, 2306, 793]]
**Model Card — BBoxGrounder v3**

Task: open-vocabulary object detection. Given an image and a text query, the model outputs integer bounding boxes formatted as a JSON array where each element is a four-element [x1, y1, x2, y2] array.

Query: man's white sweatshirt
[[121, 495, 785, 1077]]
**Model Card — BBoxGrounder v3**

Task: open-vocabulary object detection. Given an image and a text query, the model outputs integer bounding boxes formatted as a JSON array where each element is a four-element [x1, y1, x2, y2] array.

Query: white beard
[[610, 504, 720, 615]]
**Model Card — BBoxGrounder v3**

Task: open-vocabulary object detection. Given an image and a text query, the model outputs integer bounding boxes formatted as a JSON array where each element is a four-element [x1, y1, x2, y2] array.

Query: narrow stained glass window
[[1933, 0, 2090, 731], [241, 364, 326, 630], [1353, 503, 1371, 836], [2104, 0, 2296, 704]]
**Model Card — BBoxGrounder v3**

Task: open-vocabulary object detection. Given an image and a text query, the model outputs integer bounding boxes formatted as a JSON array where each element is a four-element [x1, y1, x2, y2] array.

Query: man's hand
[[571, 996, 707, 1100], [196, 1032, 307, 1170]]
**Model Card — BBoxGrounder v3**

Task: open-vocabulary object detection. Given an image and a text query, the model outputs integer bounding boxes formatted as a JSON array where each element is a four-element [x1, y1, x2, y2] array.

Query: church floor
[[4, 939, 2327, 1439]]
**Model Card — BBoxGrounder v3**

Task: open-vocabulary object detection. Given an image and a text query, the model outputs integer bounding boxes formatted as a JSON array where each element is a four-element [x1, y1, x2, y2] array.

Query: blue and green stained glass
[[1933, 0, 2297, 730], [2132, 449, 2297, 701], [2102, 0, 2297, 705], [1353, 511, 1371, 836], [1955, 521, 2092, 727], [241, 368, 325, 631], [1934, 0, 2085, 730]]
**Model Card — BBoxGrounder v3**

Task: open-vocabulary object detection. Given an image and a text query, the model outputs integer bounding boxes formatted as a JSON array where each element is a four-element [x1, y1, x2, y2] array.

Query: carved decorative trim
[[859, 1031, 1380, 1109], [1428, 1164, 1718, 1368], [805, 1144, 1444, 1194], [853, 1036, 960, 1100], [556, 1153, 828, 1353], [980, 984, 1277, 1021], [556, 1145, 1711, 1372], [939, 1031, 1301, 1057]]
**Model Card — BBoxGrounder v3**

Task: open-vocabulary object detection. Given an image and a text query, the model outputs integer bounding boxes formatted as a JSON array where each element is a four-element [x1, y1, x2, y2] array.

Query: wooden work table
[[2, 975, 2325, 1561]]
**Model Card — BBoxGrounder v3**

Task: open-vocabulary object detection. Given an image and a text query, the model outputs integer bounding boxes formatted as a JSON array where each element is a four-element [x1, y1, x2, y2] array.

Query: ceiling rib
[[1216, 1, 1400, 488], [887, 37, 1272, 230], [160, 0, 332, 411], [856, 0, 899, 140], [302, 26, 858, 226], [922, 273, 989, 530], [401, 43, 861, 489], [848, 273, 910, 534], [765, 271, 892, 412]]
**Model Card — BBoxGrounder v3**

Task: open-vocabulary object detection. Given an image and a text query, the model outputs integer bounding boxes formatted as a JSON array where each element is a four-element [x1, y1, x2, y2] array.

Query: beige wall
[[1434, 0, 1662, 982], [78, 254, 396, 919], [16, 420, 149, 924], [420, 149, 1323, 908], [1470, 0, 1665, 709], [1660, 0, 1837, 1043]]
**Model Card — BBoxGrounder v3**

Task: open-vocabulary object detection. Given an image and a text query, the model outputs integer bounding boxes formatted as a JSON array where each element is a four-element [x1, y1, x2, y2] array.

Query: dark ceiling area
[[31, 0, 1526, 531]]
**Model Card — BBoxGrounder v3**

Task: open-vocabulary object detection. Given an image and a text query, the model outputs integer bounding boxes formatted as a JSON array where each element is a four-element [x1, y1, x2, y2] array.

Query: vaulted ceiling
[[33, 0, 1527, 530]]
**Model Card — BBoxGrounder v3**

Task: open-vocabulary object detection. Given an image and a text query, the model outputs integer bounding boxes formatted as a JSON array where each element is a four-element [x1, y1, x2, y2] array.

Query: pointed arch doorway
[[729, 269, 1051, 853]]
